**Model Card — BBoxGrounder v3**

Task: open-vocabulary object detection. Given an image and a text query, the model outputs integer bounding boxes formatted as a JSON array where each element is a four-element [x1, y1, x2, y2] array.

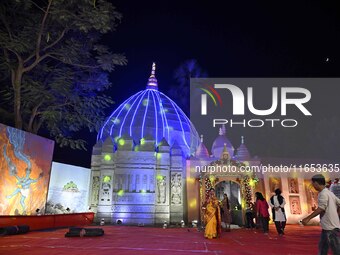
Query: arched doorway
[[199, 174, 247, 227], [214, 180, 243, 226]]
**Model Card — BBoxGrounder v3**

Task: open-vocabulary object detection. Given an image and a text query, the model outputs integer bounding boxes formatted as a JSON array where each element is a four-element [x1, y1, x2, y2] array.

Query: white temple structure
[[89, 63, 200, 224], [89, 63, 339, 226]]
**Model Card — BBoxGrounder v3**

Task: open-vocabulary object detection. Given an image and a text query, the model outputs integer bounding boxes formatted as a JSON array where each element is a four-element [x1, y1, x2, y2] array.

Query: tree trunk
[[28, 103, 41, 133]]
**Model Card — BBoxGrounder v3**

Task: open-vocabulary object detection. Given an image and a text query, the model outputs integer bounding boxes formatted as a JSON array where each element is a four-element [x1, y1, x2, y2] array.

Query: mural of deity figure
[[91, 176, 100, 204], [4, 144, 43, 214], [157, 176, 166, 203], [171, 174, 182, 204]]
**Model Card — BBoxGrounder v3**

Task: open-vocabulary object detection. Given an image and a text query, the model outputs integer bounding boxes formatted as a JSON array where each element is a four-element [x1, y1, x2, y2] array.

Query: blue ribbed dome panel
[[98, 89, 200, 156]]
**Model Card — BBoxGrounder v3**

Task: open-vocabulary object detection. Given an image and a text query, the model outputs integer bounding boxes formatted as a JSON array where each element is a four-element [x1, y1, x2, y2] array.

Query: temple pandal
[[88, 63, 339, 226]]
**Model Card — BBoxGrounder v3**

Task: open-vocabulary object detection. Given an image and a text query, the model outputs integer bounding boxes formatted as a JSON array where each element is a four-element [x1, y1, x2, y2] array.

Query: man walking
[[302, 174, 340, 255]]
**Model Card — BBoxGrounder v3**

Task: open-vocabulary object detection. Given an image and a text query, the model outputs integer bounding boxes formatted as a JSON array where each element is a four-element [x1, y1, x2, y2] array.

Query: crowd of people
[[203, 174, 340, 255]]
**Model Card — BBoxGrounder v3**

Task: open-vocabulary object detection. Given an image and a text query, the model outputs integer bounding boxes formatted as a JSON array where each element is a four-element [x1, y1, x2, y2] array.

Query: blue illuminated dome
[[98, 63, 200, 156]]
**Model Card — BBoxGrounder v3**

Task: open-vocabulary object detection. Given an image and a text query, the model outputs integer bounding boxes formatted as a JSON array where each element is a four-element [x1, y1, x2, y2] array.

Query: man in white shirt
[[302, 174, 340, 255]]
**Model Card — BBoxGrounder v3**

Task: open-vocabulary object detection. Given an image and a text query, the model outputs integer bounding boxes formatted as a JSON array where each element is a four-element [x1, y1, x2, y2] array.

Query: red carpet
[[0, 225, 321, 255]]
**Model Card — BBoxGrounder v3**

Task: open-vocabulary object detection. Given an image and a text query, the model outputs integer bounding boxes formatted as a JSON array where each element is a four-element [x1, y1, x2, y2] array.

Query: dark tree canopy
[[0, 0, 127, 149], [168, 59, 207, 114]]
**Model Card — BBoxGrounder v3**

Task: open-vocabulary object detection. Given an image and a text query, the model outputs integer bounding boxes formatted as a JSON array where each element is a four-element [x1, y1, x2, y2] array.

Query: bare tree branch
[[42, 28, 67, 52], [35, 0, 53, 60], [28, 0, 46, 13], [4, 47, 22, 64], [22, 53, 51, 73], [24, 28, 67, 64]]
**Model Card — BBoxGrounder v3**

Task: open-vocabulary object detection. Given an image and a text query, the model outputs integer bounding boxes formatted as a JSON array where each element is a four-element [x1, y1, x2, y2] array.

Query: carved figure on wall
[[289, 196, 302, 214], [101, 176, 111, 201], [157, 176, 166, 203], [171, 173, 182, 204], [91, 176, 100, 204], [288, 178, 299, 193]]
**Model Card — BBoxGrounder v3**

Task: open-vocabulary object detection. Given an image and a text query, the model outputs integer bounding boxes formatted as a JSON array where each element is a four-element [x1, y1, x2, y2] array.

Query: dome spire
[[221, 124, 226, 135], [195, 134, 210, 158], [146, 62, 158, 90], [234, 135, 251, 161]]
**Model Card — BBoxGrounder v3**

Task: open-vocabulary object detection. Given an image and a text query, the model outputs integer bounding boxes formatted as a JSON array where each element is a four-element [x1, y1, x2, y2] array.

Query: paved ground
[[0, 225, 323, 255]]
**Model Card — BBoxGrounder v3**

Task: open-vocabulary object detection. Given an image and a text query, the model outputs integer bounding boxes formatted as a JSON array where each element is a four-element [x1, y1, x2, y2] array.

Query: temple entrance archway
[[214, 179, 243, 226], [199, 173, 248, 227]]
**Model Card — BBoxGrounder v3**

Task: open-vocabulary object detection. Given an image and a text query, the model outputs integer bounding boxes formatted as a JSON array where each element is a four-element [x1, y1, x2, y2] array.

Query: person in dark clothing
[[245, 202, 256, 229], [269, 189, 286, 236], [255, 192, 270, 234]]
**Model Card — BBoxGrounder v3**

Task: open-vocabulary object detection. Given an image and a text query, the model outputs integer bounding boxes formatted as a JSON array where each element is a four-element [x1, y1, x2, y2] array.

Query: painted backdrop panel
[[0, 123, 54, 215], [47, 162, 91, 213]]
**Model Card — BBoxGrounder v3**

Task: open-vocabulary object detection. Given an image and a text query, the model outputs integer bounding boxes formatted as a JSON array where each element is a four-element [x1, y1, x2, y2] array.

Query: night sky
[[52, 0, 340, 167]]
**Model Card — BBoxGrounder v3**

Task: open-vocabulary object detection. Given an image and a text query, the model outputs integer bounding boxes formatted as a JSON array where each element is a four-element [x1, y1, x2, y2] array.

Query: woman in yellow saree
[[203, 189, 222, 239]]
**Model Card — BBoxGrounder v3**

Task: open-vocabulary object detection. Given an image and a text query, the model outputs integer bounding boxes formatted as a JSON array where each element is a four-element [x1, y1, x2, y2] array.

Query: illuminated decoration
[[248, 176, 258, 188], [98, 63, 200, 156], [104, 154, 111, 161], [204, 177, 213, 199], [118, 138, 125, 146], [209, 175, 216, 183], [242, 176, 253, 206], [189, 199, 197, 208], [103, 176, 111, 183], [117, 190, 124, 196]]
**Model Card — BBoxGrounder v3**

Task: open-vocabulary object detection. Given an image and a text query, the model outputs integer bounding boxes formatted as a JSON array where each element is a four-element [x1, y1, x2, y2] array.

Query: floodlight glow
[[103, 176, 111, 183], [104, 154, 111, 161]]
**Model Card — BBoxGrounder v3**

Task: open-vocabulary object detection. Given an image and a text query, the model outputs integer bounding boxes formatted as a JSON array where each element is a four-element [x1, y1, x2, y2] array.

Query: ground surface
[[0, 225, 323, 255]]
